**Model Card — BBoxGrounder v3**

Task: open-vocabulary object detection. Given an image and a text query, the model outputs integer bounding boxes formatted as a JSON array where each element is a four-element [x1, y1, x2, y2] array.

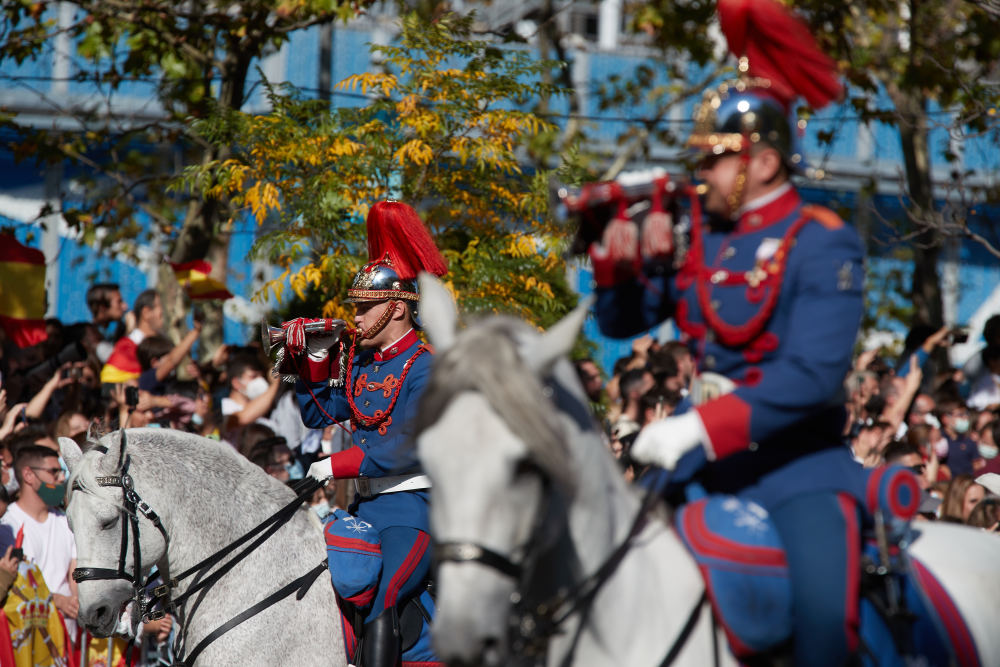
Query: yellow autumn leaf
[[245, 181, 280, 222], [394, 139, 433, 166]]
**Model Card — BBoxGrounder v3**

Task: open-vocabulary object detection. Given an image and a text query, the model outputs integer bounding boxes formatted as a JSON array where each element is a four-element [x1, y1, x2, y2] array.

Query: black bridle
[[71, 438, 169, 631], [432, 382, 711, 667], [70, 430, 326, 666], [434, 473, 667, 662]]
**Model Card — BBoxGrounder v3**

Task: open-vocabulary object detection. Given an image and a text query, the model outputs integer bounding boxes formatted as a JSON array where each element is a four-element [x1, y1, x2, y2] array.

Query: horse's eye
[[99, 515, 119, 531], [513, 460, 541, 479]]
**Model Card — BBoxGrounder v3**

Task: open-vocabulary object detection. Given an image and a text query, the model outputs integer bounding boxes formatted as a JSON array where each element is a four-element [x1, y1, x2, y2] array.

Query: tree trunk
[[892, 88, 943, 330], [158, 48, 251, 360]]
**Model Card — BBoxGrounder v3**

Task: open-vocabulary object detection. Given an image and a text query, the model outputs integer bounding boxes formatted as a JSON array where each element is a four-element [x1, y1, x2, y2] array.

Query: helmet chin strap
[[360, 300, 398, 340], [726, 144, 752, 217]]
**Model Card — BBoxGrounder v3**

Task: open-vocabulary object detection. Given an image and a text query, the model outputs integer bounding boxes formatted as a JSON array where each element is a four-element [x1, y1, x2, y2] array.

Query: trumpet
[[261, 318, 349, 353]]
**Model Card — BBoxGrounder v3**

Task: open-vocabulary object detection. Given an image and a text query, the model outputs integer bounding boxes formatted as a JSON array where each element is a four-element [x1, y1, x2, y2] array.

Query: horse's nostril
[[482, 637, 502, 667], [93, 605, 110, 626]]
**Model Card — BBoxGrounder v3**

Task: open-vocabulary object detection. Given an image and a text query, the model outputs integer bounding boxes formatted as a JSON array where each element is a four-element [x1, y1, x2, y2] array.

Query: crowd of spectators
[[576, 316, 1000, 532], [2, 275, 998, 660], [0, 282, 346, 664]]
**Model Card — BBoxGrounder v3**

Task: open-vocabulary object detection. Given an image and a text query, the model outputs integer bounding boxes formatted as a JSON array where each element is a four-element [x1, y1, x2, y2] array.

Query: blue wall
[[2, 21, 998, 363]]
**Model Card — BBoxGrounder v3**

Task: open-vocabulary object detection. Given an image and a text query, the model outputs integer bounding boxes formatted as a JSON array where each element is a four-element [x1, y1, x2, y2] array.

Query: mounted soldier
[[589, 0, 872, 663], [283, 201, 446, 667]]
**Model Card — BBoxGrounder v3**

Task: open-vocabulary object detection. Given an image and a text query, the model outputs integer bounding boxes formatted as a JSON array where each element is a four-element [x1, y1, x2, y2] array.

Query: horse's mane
[[416, 317, 575, 492], [69, 428, 293, 509]]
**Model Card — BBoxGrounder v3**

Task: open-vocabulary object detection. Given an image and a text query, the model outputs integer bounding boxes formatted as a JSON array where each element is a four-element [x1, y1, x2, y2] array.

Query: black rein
[[70, 435, 326, 666]]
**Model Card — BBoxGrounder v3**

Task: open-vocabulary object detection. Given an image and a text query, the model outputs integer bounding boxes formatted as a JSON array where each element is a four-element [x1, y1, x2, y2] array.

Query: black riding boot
[[358, 607, 400, 667]]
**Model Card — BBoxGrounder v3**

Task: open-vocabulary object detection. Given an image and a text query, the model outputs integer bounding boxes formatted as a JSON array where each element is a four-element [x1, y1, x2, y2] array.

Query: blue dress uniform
[[595, 184, 869, 665], [296, 328, 433, 625]]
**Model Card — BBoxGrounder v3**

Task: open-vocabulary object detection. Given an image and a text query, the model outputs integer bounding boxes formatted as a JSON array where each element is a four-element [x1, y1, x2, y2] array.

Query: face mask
[[37, 482, 67, 509], [191, 413, 204, 426], [953, 418, 970, 434], [4, 474, 19, 496], [312, 501, 331, 521], [242, 376, 269, 400], [980, 444, 998, 459], [285, 460, 305, 479]]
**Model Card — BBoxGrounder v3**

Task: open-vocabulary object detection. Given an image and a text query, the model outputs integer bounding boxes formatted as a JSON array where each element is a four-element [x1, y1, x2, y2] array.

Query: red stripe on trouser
[[837, 493, 861, 652], [340, 608, 357, 657], [384, 531, 430, 609]]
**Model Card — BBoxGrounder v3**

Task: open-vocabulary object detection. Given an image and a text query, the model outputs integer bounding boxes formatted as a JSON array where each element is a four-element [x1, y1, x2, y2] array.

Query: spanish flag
[[0, 234, 47, 348], [170, 260, 233, 301], [99, 337, 140, 384]]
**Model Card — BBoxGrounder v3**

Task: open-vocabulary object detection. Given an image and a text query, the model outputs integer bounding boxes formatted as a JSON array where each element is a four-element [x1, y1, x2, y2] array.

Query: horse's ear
[[86, 420, 103, 443], [419, 272, 458, 352], [59, 437, 83, 474], [523, 295, 594, 374]]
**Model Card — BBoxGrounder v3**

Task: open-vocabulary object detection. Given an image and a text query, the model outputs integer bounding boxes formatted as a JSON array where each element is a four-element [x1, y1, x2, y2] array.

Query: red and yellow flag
[[170, 260, 233, 301], [0, 235, 47, 348], [100, 337, 140, 384], [0, 559, 72, 667]]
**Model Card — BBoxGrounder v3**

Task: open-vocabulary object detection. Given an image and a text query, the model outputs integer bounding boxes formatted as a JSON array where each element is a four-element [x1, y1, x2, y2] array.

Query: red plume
[[717, 0, 842, 110], [365, 201, 448, 280]]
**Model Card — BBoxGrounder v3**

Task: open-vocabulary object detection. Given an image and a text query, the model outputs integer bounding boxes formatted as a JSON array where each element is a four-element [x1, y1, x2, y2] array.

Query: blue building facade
[[1, 9, 997, 372]]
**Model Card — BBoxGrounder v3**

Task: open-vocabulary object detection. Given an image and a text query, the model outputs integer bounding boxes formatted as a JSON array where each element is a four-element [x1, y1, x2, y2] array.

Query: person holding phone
[[0, 544, 19, 603]]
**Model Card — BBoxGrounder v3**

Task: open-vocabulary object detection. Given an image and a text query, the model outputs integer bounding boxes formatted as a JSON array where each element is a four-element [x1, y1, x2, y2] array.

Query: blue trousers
[[769, 492, 861, 667], [367, 526, 432, 624]]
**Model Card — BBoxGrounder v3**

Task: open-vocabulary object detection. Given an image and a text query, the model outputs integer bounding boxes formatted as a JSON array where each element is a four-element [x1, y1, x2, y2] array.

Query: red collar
[[735, 187, 801, 234], [373, 329, 420, 362]]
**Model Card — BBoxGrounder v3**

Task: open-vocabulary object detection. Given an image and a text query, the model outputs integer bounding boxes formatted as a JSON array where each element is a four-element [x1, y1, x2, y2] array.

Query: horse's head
[[60, 430, 169, 637], [415, 275, 592, 666]]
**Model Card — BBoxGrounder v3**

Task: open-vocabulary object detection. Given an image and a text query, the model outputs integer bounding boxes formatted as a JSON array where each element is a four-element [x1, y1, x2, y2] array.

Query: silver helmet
[[344, 257, 418, 303], [687, 76, 804, 169]]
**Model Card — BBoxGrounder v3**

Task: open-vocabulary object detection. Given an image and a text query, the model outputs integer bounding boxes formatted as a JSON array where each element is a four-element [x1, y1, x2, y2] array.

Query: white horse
[[414, 275, 737, 667], [413, 274, 1000, 667], [59, 428, 344, 666]]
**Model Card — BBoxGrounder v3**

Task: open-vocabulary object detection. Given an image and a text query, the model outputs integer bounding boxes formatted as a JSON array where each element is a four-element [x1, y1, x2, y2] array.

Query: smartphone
[[193, 304, 205, 324], [949, 326, 970, 344], [10, 548, 23, 561], [125, 386, 140, 409]]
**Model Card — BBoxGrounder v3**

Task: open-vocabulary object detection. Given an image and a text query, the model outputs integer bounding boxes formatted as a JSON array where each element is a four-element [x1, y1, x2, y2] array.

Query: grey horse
[[59, 429, 344, 666]]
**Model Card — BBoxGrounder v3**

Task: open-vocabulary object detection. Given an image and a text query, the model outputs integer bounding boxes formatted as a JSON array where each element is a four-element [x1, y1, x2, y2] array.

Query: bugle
[[261, 318, 349, 353]]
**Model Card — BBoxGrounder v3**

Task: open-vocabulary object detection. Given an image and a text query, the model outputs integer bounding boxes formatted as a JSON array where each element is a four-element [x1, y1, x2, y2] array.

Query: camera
[[949, 326, 970, 344]]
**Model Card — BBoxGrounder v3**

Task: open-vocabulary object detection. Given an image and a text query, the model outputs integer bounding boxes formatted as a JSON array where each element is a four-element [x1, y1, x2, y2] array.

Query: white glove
[[306, 333, 340, 362], [630, 411, 710, 471], [307, 457, 334, 483]]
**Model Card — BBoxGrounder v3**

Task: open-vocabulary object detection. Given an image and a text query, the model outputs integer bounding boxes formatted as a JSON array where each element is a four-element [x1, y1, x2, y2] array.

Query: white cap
[[976, 472, 1000, 497]]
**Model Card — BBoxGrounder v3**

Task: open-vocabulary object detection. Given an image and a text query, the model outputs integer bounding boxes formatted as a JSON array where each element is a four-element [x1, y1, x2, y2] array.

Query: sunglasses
[[30, 466, 66, 479]]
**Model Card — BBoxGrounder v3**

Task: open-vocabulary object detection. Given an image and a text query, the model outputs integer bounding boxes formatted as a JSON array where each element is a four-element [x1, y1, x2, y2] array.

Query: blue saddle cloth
[[675, 495, 980, 665], [325, 508, 382, 607]]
